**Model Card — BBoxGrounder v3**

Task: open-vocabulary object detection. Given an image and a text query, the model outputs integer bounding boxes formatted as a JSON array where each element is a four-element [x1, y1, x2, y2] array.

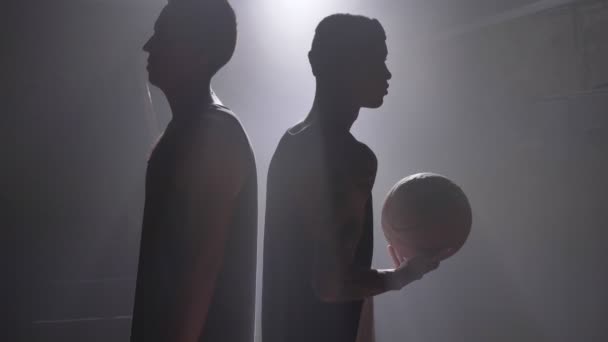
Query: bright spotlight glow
[[260, 0, 338, 38], [256, 0, 349, 71]]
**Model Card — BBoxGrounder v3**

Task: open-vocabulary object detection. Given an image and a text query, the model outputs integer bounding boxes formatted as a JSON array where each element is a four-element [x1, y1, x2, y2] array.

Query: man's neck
[[164, 80, 218, 119], [307, 87, 360, 132]]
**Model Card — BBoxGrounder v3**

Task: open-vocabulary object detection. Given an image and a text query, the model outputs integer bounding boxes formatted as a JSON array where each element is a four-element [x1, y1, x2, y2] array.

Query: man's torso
[[131, 105, 258, 342], [261, 123, 376, 342]]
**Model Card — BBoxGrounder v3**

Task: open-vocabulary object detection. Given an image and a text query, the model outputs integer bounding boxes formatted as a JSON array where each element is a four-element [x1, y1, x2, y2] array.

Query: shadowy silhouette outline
[[131, 1, 257, 342]]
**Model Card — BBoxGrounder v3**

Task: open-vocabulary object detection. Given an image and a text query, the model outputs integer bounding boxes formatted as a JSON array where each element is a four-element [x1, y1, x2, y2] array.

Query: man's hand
[[386, 248, 453, 290]]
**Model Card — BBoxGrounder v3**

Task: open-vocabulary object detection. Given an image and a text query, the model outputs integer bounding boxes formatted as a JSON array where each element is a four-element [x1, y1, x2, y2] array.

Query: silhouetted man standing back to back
[[262, 14, 444, 342], [131, 1, 257, 342]]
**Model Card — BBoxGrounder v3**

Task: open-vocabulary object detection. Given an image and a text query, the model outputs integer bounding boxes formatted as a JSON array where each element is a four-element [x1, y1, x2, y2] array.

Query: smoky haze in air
[[4, 0, 607, 341]]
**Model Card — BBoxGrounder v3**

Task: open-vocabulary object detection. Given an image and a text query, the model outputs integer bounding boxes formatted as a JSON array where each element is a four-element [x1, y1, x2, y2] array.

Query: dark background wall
[[4, 0, 607, 341]]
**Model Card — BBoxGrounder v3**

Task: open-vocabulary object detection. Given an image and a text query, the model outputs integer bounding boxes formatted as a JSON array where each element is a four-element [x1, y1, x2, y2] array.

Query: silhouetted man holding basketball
[[261, 14, 444, 342], [131, 1, 257, 342]]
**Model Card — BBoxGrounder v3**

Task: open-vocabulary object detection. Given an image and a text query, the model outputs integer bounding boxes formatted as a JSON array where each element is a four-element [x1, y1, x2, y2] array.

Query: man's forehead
[[378, 41, 388, 57], [153, 5, 201, 37], [153, 6, 169, 32], [154, 4, 189, 31]]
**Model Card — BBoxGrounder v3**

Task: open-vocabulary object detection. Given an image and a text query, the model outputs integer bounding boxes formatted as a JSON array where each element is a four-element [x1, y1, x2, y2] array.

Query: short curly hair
[[309, 14, 386, 77], [162, 0, 237, 74]]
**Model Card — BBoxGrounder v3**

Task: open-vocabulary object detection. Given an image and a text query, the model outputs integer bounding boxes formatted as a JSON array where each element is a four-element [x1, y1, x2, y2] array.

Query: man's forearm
[[342, 267, 394, 300], [317, 266, 413, 302], [340, 267, 406, 300], [170, 251, 220, 342]]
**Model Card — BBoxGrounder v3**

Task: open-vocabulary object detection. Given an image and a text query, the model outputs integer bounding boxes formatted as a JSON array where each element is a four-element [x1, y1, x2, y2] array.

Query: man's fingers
[[387, 245, 400, 267], [412, 257, 440, 275], [427, 260, 440, 272], [434, 248, 455, 261]]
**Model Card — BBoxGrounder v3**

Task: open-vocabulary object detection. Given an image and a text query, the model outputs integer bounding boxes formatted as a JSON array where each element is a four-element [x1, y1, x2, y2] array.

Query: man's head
[[309, 14, 391, 108], [143, 0, 237, 91]]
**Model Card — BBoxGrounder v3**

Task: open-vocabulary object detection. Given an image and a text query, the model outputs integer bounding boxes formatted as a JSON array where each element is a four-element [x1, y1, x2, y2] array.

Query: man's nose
[[142, 36, 153, 53], [385, 66, 392, 80]]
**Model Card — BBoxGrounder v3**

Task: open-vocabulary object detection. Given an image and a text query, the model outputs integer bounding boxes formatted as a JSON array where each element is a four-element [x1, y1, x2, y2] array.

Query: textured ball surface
[[381, 173, 472, 261]]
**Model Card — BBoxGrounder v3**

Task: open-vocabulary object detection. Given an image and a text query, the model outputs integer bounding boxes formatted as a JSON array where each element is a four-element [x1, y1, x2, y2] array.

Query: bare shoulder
[[174, 105, 253, 190], [339, 138, 377, 189], [353, 140, 378, 174], [199, 106, 247, 140], [188, 105, 252, 157]]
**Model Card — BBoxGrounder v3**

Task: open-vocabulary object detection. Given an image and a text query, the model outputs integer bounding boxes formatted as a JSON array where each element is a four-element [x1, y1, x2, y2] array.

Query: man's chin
[[146, 74, 161, 88], [363, 97, 385, 109]]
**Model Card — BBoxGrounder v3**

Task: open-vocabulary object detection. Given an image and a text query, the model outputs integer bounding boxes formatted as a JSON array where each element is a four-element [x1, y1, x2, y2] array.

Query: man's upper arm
[[168, 115, 250, 341], [320, 144, 377, 254], [311, 146, 377, 300], [177, 116, 248, 250]]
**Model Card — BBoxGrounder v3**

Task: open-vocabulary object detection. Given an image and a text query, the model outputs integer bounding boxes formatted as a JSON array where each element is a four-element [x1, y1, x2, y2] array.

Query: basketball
[[381, 173, 472, 261]]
